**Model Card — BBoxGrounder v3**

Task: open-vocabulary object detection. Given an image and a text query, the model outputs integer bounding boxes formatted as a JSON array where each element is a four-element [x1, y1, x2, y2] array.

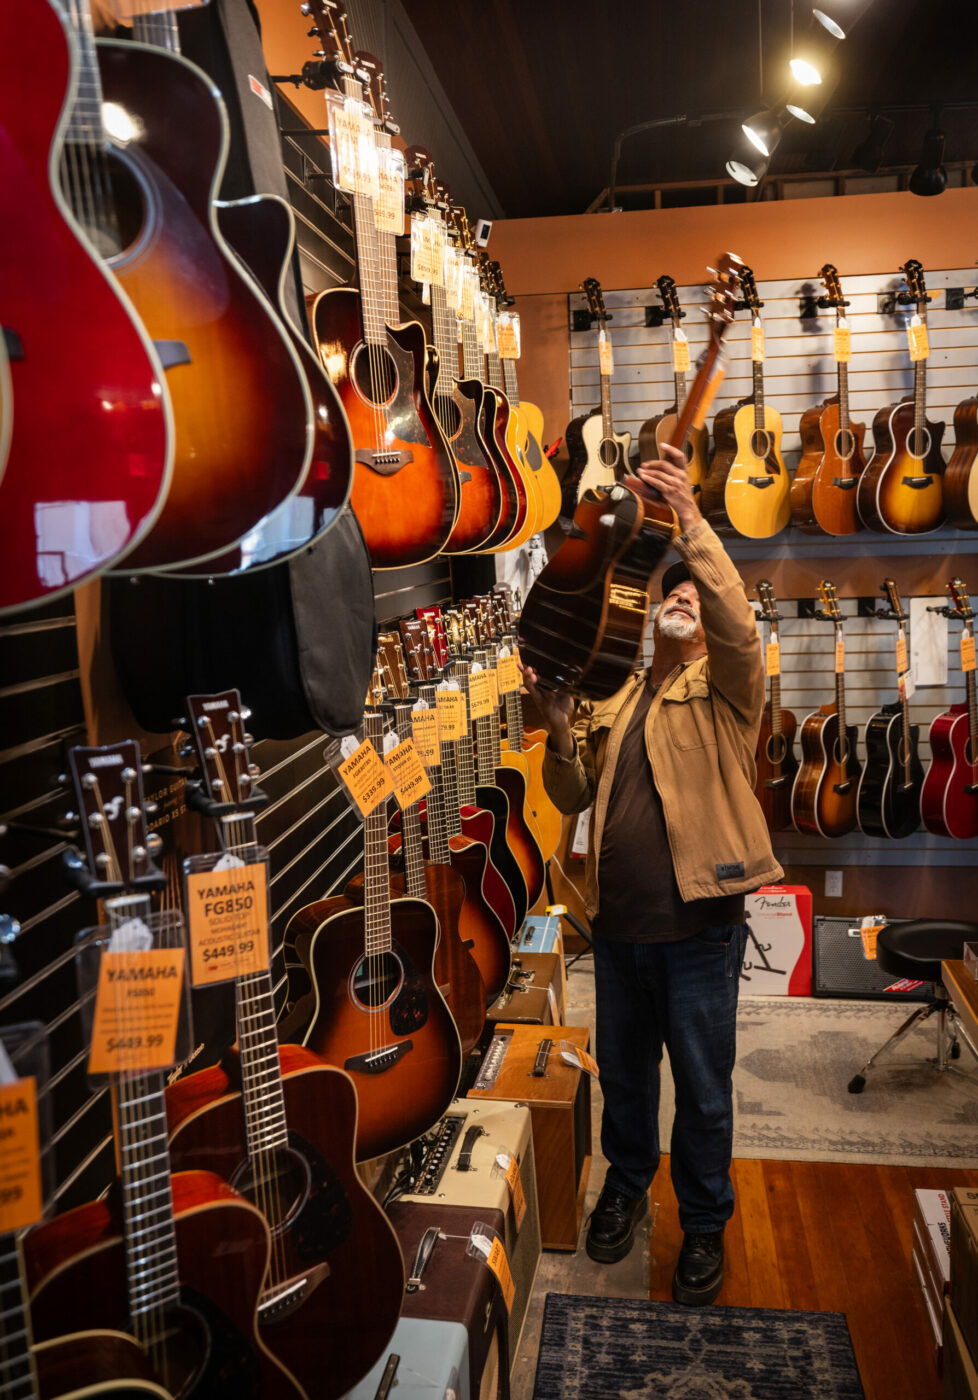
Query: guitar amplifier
[[385, 1202, 510, 1400], [487, 952, 564, 1027], [467, 1025, 592, 1251], [515, 914, 567, 1010], [345, 1318, 472, 1399], [396, 1099, 541, 1364], [813, 916, 934, 1001]]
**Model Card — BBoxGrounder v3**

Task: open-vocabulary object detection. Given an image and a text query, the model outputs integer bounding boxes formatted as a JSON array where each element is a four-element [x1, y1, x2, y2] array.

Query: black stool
[[848, 919, 978, 1093]]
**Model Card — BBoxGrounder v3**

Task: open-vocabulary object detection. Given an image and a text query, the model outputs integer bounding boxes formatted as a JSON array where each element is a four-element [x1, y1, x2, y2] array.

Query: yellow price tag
[[751, 322, 765, 363], [962, 633, 976, 674], [338, 739, 394, 818], [384, 738, 431, 811], [504, 1157, 527, 1228], [468, 670, 494, 721], [487, 668, 499, 709], [861, 923, 884, 960], [672, 330, 690, 374], [436, 688, 467, 741], [907, 318, 930, 362], [411, 707, 441, 766], [765, 640, 780, 677], [833, 325, 851, 363], [598, 331, 613, 375], [0, 1077, 43, 1232], [187, 861, 269, 986], [497, 654, 520, 694], [895, 630, 908, 676], [88, 948, 186, 1075], [835, 634, 845, 675], [486, 1237, 515, 1313]]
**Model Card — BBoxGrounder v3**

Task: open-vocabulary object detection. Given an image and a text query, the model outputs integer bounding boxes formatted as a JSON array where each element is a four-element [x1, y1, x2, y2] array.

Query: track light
[[812, 1, 877, 41], [813, 7, 846, 38], [850, 113, 893, 173], [742, 107, 791, 159], [789, 56, 823, 85], [726, 140, 769, 187], [909, 122, 947, 196]]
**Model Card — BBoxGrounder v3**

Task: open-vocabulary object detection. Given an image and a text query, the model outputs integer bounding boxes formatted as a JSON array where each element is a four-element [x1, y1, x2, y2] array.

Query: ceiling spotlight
[[812, 1, 877, 40], [813, 7, 846, 38], [786, 101, 817, 124], [909, 123, 947, 196], [742, 107, 793, 159], [789, 56, 823, 85], [726, 146, 769, 187], [850, 113, 894, 173]]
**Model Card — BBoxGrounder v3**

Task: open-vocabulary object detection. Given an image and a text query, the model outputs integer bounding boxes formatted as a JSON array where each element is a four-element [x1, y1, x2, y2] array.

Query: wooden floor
[[649, 1155, 978, 1400]]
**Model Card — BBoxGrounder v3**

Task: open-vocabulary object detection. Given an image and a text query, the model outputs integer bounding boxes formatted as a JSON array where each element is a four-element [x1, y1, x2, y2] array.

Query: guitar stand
[[544, 859, 593, 970], [741, 924, 786, 981]]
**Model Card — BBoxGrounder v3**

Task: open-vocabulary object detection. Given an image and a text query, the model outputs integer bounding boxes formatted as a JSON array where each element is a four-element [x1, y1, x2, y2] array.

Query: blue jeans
[[592, 924, 748, 1233]]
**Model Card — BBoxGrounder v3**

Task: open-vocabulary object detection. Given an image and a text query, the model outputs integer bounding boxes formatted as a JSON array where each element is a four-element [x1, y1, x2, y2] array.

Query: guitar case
[[110, 0, 375, 740]]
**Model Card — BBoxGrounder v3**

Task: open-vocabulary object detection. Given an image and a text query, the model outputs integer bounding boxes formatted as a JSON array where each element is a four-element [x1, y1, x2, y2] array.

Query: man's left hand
[[637, 443, 702, 534]]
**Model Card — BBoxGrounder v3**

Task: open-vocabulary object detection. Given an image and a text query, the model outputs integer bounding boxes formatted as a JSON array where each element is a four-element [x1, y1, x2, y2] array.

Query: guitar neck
[[460, 312, 483, 382], [769, 625, 782, 738], [395, 704, 427, 899], [453, 667, 478, 806], [486, 348, 504, 392], [752, 357, 765, 430], [967, 625, 977, 763], [373, 130, 400, 328], [63, 0, 106, 144], [0, 1232, 39, 1398], [343, 80, 387, 348], [837, 354, 851, 434], [913, 352, 927, 443], [835, 625, 847, 737], [131, 10, 181, 50], [674, 367, 687, 407], [599, 371, 613, 443], [504, 680, 524, 754], [363, 720, 394, 957], [502, 357, 520, 408]]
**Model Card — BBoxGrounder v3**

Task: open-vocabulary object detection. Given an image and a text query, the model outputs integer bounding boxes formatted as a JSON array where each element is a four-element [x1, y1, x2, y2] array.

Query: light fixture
[[850, 113, 893, 173], [909, 120, 947, 196], [812, 1, 877, 40], [726, 143, 769, 187], [789, 56, 823, 85], [813, 7, 846, 38], [742, 107, 790, 159]]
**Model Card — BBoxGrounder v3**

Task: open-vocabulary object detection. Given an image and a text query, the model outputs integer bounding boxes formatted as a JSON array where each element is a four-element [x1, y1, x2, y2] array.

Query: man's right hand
[[519, 663, 576, 759]]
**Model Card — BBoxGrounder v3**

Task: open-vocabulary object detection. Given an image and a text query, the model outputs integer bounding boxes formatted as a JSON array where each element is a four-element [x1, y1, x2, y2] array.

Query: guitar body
[[790, 708, 861, 837], [92, 41, 313, 573], [476, 384, 530, 551], [501, 737, 561, 860], [700, 400, 742, 531], [439, 376, 505, 552], [301, 895, 462, 1159], [576, 415, 631, 500], [490, 765, 546, 909], [754, 701, 799, 832], [430, 831, 514, 1001], [473, 782, 530, 928], [857, 397, 945, 534], [25, 1172, 302, 1400], [638, 409, 708, 498], [721, 403, 790, 538], [0, 0, 171, 612], [561, 409, 594, 516], [166, 1049, 404, 1399], [506, 408, 544, 543], [942, 396, 978, 530], [34, 1330, 172, 1398], [519, 398, 562, 529], [857, 704, 923, 838], [310, 287, 458, 566], [921, 704, 978, 839], [790, 396, 866, 535]]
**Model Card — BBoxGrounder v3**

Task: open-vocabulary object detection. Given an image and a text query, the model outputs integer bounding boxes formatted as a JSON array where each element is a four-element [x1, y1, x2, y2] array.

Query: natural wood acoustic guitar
[[942, 397, 978, 530], [638, 275, 709, 499]]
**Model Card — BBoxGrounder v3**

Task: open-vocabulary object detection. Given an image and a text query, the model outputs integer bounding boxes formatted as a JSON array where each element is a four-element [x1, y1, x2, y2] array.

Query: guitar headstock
[[756, 579, 781, 624], [377, 631, 410, 700], [657, 275, 684, 327], [301, 0, 356, 84], [819, 263, 847, 311], [817, 579, 843, 623], [355, 50, 397, 133], [703, 253, 743, 341], [66, 741, 163, 895], [415, 607, 448, 671], [186, 691, 264, 814], [882, 578, 908, 622], [947, 578, 974, 623], [400, 620, 433, 683], [581, 277, 608, 326], [740, 265, 763, 314], [901, 259, 930, 315]]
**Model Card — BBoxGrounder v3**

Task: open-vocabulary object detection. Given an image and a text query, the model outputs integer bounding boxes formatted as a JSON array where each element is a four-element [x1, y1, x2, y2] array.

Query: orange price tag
[[497, 654, 520, 694], [88, 948, 185, 1075], [895, 630, 908, 676], [502, 1156, 527, 1228], [436, 688, 467, 741], [962, 633, 976, 674], [486, 1237, 515, 1313], [338, 739, 394, 817], [560, 1040, 599, 1077], [0, 1077, 43, 1232], [487, 668, 500, 709], [411, 706, 441, 766], [672, 330, 690, 374], [186, 861, 269, 986], [835, 634, 845, 674], [598, 331, 613, 375], [765, 640, 781, 677], [861, 923, 884, 960], [468, 670, 494, 720], [751, 322, 765, 363], [907, 318, 930, 362], [384, 738, 431, 811], [833, 325, 851, 363], [373, 147, 404, 236]]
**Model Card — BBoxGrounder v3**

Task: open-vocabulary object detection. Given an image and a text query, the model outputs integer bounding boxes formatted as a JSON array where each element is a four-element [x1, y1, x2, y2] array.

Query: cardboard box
[[743, 886, 812, 995], [944, 1301, 978, 1400], [950, 1190, 978, 1365], [918, 1217, 952, 1305], [964, 943, 978, 981], [915, 1244, 945, 1363], [918, 1189, 954, 1234]]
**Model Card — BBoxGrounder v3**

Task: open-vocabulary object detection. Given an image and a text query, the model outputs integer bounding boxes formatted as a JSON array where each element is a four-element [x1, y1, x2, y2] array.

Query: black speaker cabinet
[[812, 915, 934, 1002]]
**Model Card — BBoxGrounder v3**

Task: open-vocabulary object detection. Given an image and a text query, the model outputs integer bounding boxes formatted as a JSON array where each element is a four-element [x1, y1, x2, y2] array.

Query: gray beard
[[657, 611, 699, 641]]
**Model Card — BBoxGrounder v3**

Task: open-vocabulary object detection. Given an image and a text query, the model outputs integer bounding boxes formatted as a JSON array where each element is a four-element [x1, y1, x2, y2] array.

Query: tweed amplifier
[[813, 915, 933, 1001], [487, 951, 564, 1027]]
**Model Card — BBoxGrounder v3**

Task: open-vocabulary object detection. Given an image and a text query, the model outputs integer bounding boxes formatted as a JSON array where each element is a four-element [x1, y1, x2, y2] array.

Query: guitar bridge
[[900, 475, 934, 490], [344, 1041, 413, 1074], [355, 449, 414, 477], [747, 476, 775, 489], [831, 477, 857, 490], [833, 780, 853, 795], [764, 776, 789, 790], [259, 1263, 331, 1322]]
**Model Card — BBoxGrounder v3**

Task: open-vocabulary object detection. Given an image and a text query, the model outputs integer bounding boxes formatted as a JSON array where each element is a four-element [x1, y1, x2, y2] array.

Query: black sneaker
[[672, 1229, 725, 1305], [584, 1185, 647, 1264]]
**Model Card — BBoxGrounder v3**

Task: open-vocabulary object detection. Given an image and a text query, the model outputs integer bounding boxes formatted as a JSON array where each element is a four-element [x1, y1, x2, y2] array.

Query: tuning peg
[[240, 706, 252, 721], [121, 766, 137, 783], [300, 1, 311, 11], [307, 26, 319, 36], [57, 772, 68, 787], [204, 746, 217, 759], [247, 764, 260, 779], [171, 717, 187, 731], [132, 845, 147, 864], [95, 851, 111, 868], [88, 812, 103, 828], [179, 742, 195, 760], [228, 710, 240, 723], [0, 913, 20, 944], [62, 810, 78, 828], [243, 733, 255, 748], [144, 802, 158, 817], [147, 833, 163, 858], [126, 805, 142, 822]]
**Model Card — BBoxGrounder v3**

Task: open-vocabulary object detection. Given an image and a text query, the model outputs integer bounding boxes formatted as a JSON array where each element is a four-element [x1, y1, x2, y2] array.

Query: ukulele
[[942, 395, 978, 530], [304, 4, 459, 568], [856, 581, 924, 838], [637, 275, 709, 498], [753, 581, 798, 833], [857, 259, 945, 534], [702, 266, 790, 538], [287, 710, 462, 1160], [0, 0, 171, 613], [565, 278, 632, 506], [25, 742, 302, 1400], [164, 692, 404, 1399], [790, 582, 862, 837], [790, 264, 867, 535], [921, 579, 978, 840], [519, 254, 741, 699]]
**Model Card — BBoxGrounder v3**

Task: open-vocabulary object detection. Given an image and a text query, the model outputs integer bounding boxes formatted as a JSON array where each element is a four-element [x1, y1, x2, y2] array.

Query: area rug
[[657, 995, 978, 1166], [532, 1293, 864, 1400]]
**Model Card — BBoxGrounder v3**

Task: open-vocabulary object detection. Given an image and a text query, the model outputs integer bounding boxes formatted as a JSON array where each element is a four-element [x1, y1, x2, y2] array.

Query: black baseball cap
[[661, 561, 693, 600]]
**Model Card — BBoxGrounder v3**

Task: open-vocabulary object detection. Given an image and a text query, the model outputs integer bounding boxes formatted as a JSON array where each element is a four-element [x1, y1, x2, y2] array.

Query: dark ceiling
[[401, 0, 978, 218]]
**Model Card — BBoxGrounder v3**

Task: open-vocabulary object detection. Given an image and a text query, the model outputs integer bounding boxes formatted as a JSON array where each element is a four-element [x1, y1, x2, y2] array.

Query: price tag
[[598, 330, 613, 375], [373, 146, 405, 235], [187, 860, 269, 986], [672, 328, 690, 373], [436, 687, 467, 741], [337, 738, 394, 817], [327, 98, 379, 200], [901, 668, 916, 701], [384, 738, 431, 810], [495, 1152, 527, 1228], [497, 653, 520, 694], [835, 633, 845, 675], [0, 1077, 43, 1232], [468, 669, 494, 720], [410, 215, 435, 285], [427, 219, 446, 288], [907, 315, 930, 362], [860, 918, 885, 961], [486, 1237, 515, 1312], [496, 313, 521, 359], [411, 705, 441, 766], [895, 628, 908, 676], [559, 1041, 599, 1078], [751, 321, 765, 363], [459, 266, 476, 323], [487, 668, 500, 709], [481, 302, 497, 354], [962, 633, 976, 674], [444, 244, 462, 312], [765, 640, 781, 677], [88, 948, 185, 1075], [833, 322, 851, 363]]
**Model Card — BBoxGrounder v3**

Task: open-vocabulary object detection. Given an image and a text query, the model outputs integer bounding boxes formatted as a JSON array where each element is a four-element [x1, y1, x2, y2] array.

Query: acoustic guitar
[[753, 580, 798, 833], [790, 581, 862, 838], [942, 396, 978, 530], [0, 0, 171, 613], [701, 266, 790, 538], [498, 633, 562, 861], [857, 259, 945, 534], [856, 581, 923, 838], [790, 264, 866, 535], [637, 275, 709, 498], [564, 278, 632, 507], [25, 741, 302, 1400], [921, 579, 978, 840]]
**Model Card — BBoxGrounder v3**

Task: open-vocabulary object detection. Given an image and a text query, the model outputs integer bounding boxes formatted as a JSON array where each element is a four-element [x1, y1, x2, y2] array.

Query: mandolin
[[519, 254, 741, 699], [0, 0, 172, 613], [564, 278, 632, 507], [753, 580, 798, 833], [701, 266, 790, 539], [790, 582, 862, 838], [25, 741, 302, 1400], [857, 259, 945, 534], [638, 275, 709, 499], [305, 4, 459, 568], [920, 579, 978, 840], [790, 264, 866, 535], [942, 396, 978, 530], [856, 581, 923, 838]]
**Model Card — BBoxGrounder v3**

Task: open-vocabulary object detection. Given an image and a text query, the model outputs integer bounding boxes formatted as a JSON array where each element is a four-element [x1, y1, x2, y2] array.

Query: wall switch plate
[[825, 870, 843, 898]]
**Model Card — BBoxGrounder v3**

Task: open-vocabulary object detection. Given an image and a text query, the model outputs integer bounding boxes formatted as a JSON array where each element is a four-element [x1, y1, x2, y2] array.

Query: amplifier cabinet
[[397, 1099, 541, 1364], [468, 1024, 592, 1251], [517, 914, 567, 1010], [812, 915, 933, 1001], [488, 952, 564, 1027], [346, 1317, 472, 1399]]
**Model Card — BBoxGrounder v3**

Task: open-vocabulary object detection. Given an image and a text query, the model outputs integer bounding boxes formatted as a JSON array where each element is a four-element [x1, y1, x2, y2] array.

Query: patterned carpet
[[532, 1294, 864, 1400], [657, 995, 978, 1166]]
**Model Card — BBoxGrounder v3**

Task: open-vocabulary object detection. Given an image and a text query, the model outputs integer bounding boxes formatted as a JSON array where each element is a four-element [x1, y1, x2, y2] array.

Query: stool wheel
[[952, 1041, 962, 1060], [848, 1074, 866, 1094]]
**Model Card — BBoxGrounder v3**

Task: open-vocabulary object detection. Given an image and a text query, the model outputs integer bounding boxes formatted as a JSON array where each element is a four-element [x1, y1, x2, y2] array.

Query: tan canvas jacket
[[541, 518, 783, 920]]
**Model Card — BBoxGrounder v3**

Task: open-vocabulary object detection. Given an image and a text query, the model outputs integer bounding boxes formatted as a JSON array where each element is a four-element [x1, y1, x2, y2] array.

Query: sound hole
[[231, 1147, 311, 1235], [683, 439, 694, 466], [766, 733, 787, 765], [907, 425, 932, 460], [351, 951, 403, 1009], [436, 395, 463, 441], [59, 146, 145, 261], [834, 427, 855, 461], [351, 343, 399, 409], [140, 1301, 208, 1398], [599, 437, 619, 467], [750, 429, 771, 460]]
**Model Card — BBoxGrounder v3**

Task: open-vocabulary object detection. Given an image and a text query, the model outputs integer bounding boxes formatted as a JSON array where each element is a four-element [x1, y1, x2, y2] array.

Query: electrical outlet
[[825, 870, 843, 898]]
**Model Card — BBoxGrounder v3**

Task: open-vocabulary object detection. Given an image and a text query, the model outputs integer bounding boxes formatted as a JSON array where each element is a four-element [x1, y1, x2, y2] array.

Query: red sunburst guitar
[[753, 580, 798, 833], [921, 579, 978, 839]]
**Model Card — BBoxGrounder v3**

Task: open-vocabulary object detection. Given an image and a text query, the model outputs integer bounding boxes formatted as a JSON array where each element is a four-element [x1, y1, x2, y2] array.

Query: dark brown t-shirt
[[592, 674, 745, 943]]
